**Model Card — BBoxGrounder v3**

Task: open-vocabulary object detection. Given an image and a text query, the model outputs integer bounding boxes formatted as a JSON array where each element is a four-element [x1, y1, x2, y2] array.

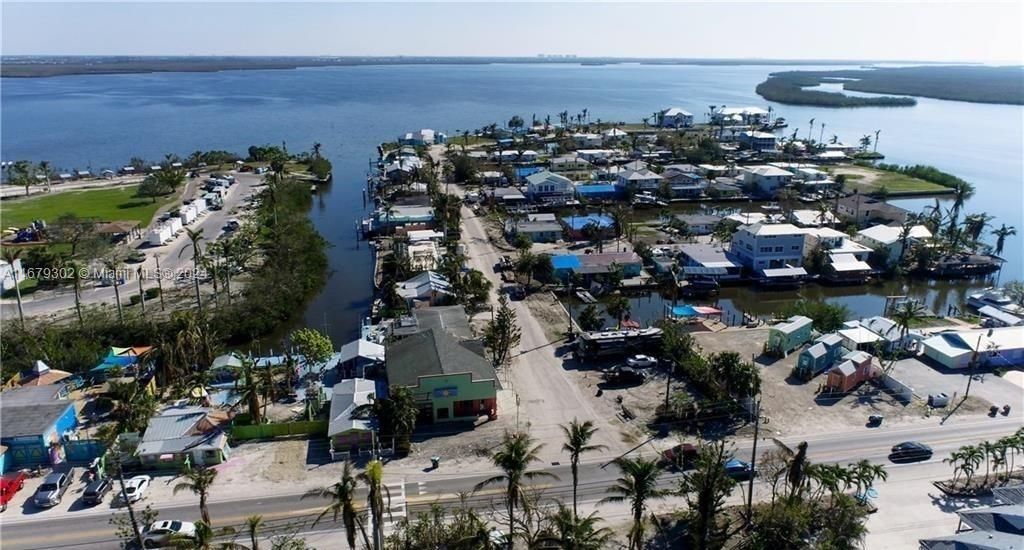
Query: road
[[0, 172, 263, 320], [1, 415, 1016, 549], [0, 175, 146, 199]]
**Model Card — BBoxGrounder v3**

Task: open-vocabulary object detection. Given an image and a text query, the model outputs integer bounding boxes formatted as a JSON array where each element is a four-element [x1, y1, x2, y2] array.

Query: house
[[526, 171, 575, 203], [617, 168, 663, 192], [854, 223, 932, 266], [390, 305, 476, 341], [385, 329, 499, 423], [795, 333, 846, 380], [710, 178, 744, 198], [507, 219, 563, 243], [383, 156, 425, 181], [575, 183, 622, 201], [327, 379, 376, 454], [576, 149, 617, 163], [850, 316, 919, 352], [5, 360, 73, 397], [375, 205, 435, 229], [572, 133, 604, 148], [660, 107, 694, 128], [730, 223, 808, 272], [136, 405, 231, 468], [739, 131, 777, 152], [549, 156, 592, 179], [920, 502, 1024, 550], [838, 195, 910, 225], [398, 129, 444, 146], [767, 315, 814, 356], [0, 257, 25, 292], [920, 327, 1024, 369], [674, 214, 722, 236], [479, 170, 504, 185], [0, 387, 79, 468], [824, 350, 876, 393], [400, 241, 440, 271], [396, 271, 452, 307], [823, 253, 875, 283], [789, 209, 837, 228], [741, 165, 794, 195], [550, 252, 643, 282], [677, 243, 743, 281], [336, 340, 386, 379], [602, 128, 629, 143], [560, 213, 615, 241], [711, 107, 770, 126]]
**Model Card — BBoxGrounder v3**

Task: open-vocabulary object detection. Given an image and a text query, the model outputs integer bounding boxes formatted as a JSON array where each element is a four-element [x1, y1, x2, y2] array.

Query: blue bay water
[[2, 64, 1022, 341]]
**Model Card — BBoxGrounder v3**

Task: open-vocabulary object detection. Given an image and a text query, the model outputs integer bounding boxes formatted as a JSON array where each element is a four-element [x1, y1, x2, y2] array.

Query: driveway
[[890, 357, 1024, 407]]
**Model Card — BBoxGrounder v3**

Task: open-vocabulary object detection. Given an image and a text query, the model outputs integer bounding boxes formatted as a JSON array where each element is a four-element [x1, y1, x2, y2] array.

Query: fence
[[877, 373, 914, 404], [230, 420, 328, 441]]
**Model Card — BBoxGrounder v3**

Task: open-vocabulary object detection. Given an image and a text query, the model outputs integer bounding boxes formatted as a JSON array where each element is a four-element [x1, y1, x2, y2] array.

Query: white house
[[572, 133, 603, 148], [712, 107, 770, 126], [920, 326, 1024, 369], [854, 224, 932, 266], [576, 149, 617, 163], [602, 128, 629, 143], [399, 129, 444, 146], [526, 170, 575, 203], [741, 165, 794, 194], [404, 241, 441, 271], [804, 227, 872, 261], [739, 131, 777, 152], [730, 223, 808, 271], [617, 168, 664, 192], [549, 155, 592, 179], [660, 107, 694, 128], [396, 271, 452, 306]]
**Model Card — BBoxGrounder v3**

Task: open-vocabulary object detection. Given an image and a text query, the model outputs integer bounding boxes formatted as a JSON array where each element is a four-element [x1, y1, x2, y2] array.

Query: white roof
[[839, 326, 882, 344], [829, 253, 873, 272], [620, 168, 663, 181], [742, 222, 806, 237], [790, 209, 837, 227], [338, 339, 385, 364], [742, 131, 776, 139], [720, 107, 769, 115], [662, 107, 693, 116], [775, 315, 813, 333], [857, 224, 932, 246], [602, 128, 628, 137], [762, 267, 808, 277], [328, 378, 376, 436], [727, 212, 769, 225], [526, 170, 573, 187], [743, 165, 793, 177], [924, 326, 1024, 357], [816, 151, 848, 159], [407, 229, 444, 242]]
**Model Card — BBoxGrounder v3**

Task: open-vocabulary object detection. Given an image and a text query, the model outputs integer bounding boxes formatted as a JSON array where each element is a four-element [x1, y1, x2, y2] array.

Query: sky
[[2, 1, 1022, 63]]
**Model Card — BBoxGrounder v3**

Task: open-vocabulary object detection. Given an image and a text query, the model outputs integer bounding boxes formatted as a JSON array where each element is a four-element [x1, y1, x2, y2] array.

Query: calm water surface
[[3, 64, 1022, 341]]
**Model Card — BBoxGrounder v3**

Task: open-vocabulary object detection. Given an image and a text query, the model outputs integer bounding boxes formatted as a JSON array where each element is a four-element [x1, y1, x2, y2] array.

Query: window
[[791, 246, 801, 251], [759, 247, 772, 253], [774, 246, 783, 252], [436, 407, 450, 420]]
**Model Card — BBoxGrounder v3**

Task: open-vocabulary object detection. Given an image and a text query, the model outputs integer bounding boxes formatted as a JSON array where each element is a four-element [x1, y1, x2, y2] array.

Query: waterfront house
[[674, 214, 723, 235], [572, 133, 604, 148], [0, 386, 79, 468], [711, 107, 770, 126], [602, 128, 629, 143], [730, 223, 808, 272], [663, 171, 708, 198], [336, 339, 386, 378], [550, 252, 642, 282], [327, 378, 376, 454], [660, 107, 694, 128], [505, 218, 563, 243], [399, 129, 444, 146], [739, 131, 777, 152], [396, 271, 452, 307], [479, 170, 504, 186], [767, 315, 814, 356], [576, 149, 617, 163], [795, 333, 846, 380], [561, 213, 615, 241], [837, 195, 910, 225], [710, 179, 744, 198], [741, 165, 794, 195], [402, 241, 441, 271], [854, 224, 932, 266], [617, 168, 663, 192], [549, 155, 592, 179], [854, 316, 919, 352], [574, 183, 622, 201], [789, 209, 837, 228], [385, 329, 499, 423], [838, 323, 882, 351], [677, 243, 743, 281], [824, 350, 876, 393], [804, 227, 872, 261], [920, 326, 1024, 369], [136, 405, 230, 469], [526, 170, 575, 204]]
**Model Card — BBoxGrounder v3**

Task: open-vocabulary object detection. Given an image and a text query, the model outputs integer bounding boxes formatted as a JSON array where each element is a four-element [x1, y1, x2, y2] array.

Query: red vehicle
[[660, 443, 699, 471], [1, 471, 27, 512]]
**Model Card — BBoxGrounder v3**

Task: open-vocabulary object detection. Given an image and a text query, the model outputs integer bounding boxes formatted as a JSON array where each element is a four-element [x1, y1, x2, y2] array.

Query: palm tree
[[560, 419, 607, 518], [945, 449, 965, 486], [599, 457, 668, 550], [1, 247, 25, 327], [964, 213, 994, 244], [304, 461, 362, 549], [180, 227, 205, 313], [359, 460, 389, 550], [874, 129, 881, 152], [245, 515, 263, 550], [961, 445, 985, 487], [38, 161, 52, 192], [891, 300, 926, 351], [173, 466, 218, 526], [807, 118, 815, 142], [850, 459, 888, 499], [548, 505, 614, 550], [474, 431, 558, 541], [101, 248, 128, 324], [604, 294, 631, 328], [991, 224, 1017, 256]]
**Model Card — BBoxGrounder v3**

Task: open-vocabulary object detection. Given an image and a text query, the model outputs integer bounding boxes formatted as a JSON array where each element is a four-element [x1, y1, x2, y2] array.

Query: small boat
[[967, 287, 1024, 315], [310, 185, 318, 193]]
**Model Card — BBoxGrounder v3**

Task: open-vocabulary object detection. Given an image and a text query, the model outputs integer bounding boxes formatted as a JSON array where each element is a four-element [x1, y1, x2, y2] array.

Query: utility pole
[[154, 254, 166, 311], [137, 266, 146, 314], [965, 329, 993, 398], [116, 466, 145, 548], [746, 397, 767, 524]]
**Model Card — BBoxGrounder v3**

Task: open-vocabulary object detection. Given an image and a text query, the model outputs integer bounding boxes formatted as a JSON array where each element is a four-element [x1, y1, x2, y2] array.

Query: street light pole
[[746, 397, 766, 525]]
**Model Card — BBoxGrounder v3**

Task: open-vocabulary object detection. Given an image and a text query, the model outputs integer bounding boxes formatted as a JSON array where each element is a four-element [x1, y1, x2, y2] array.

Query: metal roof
[[0, 400, 74, 438], [328, 378, 376, 437]]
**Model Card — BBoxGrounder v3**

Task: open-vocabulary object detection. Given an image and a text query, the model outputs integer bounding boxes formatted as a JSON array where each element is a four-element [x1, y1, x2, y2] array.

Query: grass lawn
[[448, 135, 495, 147], [1, 277, 38, 298], [832, 165, 950, 195], [1, 184, 175, 228]]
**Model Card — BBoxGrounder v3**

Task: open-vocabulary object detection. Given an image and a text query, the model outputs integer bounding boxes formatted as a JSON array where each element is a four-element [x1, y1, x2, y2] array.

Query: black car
[[890, 441, 933, 462], [602, 366, 646, 385], [83, 477, 113, 505]]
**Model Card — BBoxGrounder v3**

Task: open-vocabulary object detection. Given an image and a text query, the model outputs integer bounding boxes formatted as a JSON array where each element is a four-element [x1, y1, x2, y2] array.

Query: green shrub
[[144, 287, 161, 299]]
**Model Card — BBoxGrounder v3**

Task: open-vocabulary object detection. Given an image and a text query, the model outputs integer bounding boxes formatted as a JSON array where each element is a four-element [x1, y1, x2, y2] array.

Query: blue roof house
[[560, 213, 615, 240], [551, 255, 582, 282], [0, 387, 79, 469], [574, 184, 623, 201]]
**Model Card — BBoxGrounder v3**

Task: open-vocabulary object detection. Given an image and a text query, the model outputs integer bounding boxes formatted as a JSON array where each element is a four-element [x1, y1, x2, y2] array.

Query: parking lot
[[889, 357, 1024, 409]]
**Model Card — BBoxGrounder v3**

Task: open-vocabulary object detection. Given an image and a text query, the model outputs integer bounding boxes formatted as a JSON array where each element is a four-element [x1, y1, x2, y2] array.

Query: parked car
[[890, 441, 932, 462], [625, 354, 658, 368], [118, 475, 152, 504], [1, 471, 27, 512], [725, 458, 755, 480], [602, 366, 646, 385], [82, 477, 113, 506], [33, 470, 74, 508], [659, 443, 699, 470], [142, 520, 197, 548]]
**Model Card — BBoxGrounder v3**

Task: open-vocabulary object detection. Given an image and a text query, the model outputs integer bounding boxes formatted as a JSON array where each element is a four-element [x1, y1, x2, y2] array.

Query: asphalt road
[[1, 416, 1017, 550]]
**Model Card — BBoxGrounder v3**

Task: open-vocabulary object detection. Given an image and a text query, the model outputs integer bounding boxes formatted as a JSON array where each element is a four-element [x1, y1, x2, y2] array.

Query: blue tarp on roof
[[515, 166, 542, 179], [551, 255, 582, 271], [560, 214, 614, 231], [575, 184, 622, 198]]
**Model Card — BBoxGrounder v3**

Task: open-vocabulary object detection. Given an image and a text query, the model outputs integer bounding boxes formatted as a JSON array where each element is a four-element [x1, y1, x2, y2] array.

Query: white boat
[[967, 287, 1024, 315]]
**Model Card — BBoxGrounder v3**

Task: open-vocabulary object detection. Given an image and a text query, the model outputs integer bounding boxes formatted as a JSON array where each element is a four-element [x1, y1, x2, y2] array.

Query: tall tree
[[992, 224, 1017, 256], [179, 227, 205, 313], [680, 440, 737, 550], [359, 460, 389, 550], [599, 457, 668, 550], [374, 385, 418, 456], [548, 505, 614, 550], [101, 247, 129, 324], [474, 431, 557, 541], [560, 419, 607, 518], [1, 247, 26, 327], [604, 294, 631, 328], [484, 295, 521, 368], [172, 466, 218, 527], [303, 461, 362, 549]]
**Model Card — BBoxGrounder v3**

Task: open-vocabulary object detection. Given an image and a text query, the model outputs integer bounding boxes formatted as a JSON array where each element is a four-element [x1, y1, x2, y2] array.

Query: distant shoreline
[[0, 55, 958, 78]]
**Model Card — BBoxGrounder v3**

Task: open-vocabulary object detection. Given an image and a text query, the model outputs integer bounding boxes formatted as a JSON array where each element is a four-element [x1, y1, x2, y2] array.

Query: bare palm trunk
[[200, 493, 211, 526], [10, 271, 25, 327], [73, 274, 84, 326], [112, 280, 124, 323]]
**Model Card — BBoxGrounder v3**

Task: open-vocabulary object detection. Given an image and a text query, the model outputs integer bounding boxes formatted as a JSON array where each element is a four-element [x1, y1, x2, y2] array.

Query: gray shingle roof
[[0, 401, 74, 438], [385, 329, 498, 388]]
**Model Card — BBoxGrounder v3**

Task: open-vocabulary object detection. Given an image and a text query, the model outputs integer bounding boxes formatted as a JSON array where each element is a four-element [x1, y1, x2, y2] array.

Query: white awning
[[338, 339, 385, 364], [761, 267, 808, 278], [829, 253, 872, 272]]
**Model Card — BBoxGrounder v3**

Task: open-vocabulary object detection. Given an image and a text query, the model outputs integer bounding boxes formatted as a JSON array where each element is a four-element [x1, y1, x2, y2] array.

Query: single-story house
[[574, 183, 622, 201], [825, 350, 877, 393], [838, 325, 882, 351], [551, 252, 642, 281], [838, 195, 910, 225], [920, 327, 1024, 369], [0, 387, 79, 468], [6, 360, 74, 397], [479, 170, 504, 185], [390, 305, 476, 341], [396, 271, 452, 307], [328, 378, 376, 454], [560, 213, 615, 241], [385, 329, 499, 423], [767, 316, 814, 356], [506, 219, 563, 243], [674, 214, 722, 235], [795, 333, 846, 380], [617, 168, 664, 192], [136, 405, 231, 469], [677, 243, 743, 281], [854, 224, 932, 267], [336, 339, 386, 378]]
